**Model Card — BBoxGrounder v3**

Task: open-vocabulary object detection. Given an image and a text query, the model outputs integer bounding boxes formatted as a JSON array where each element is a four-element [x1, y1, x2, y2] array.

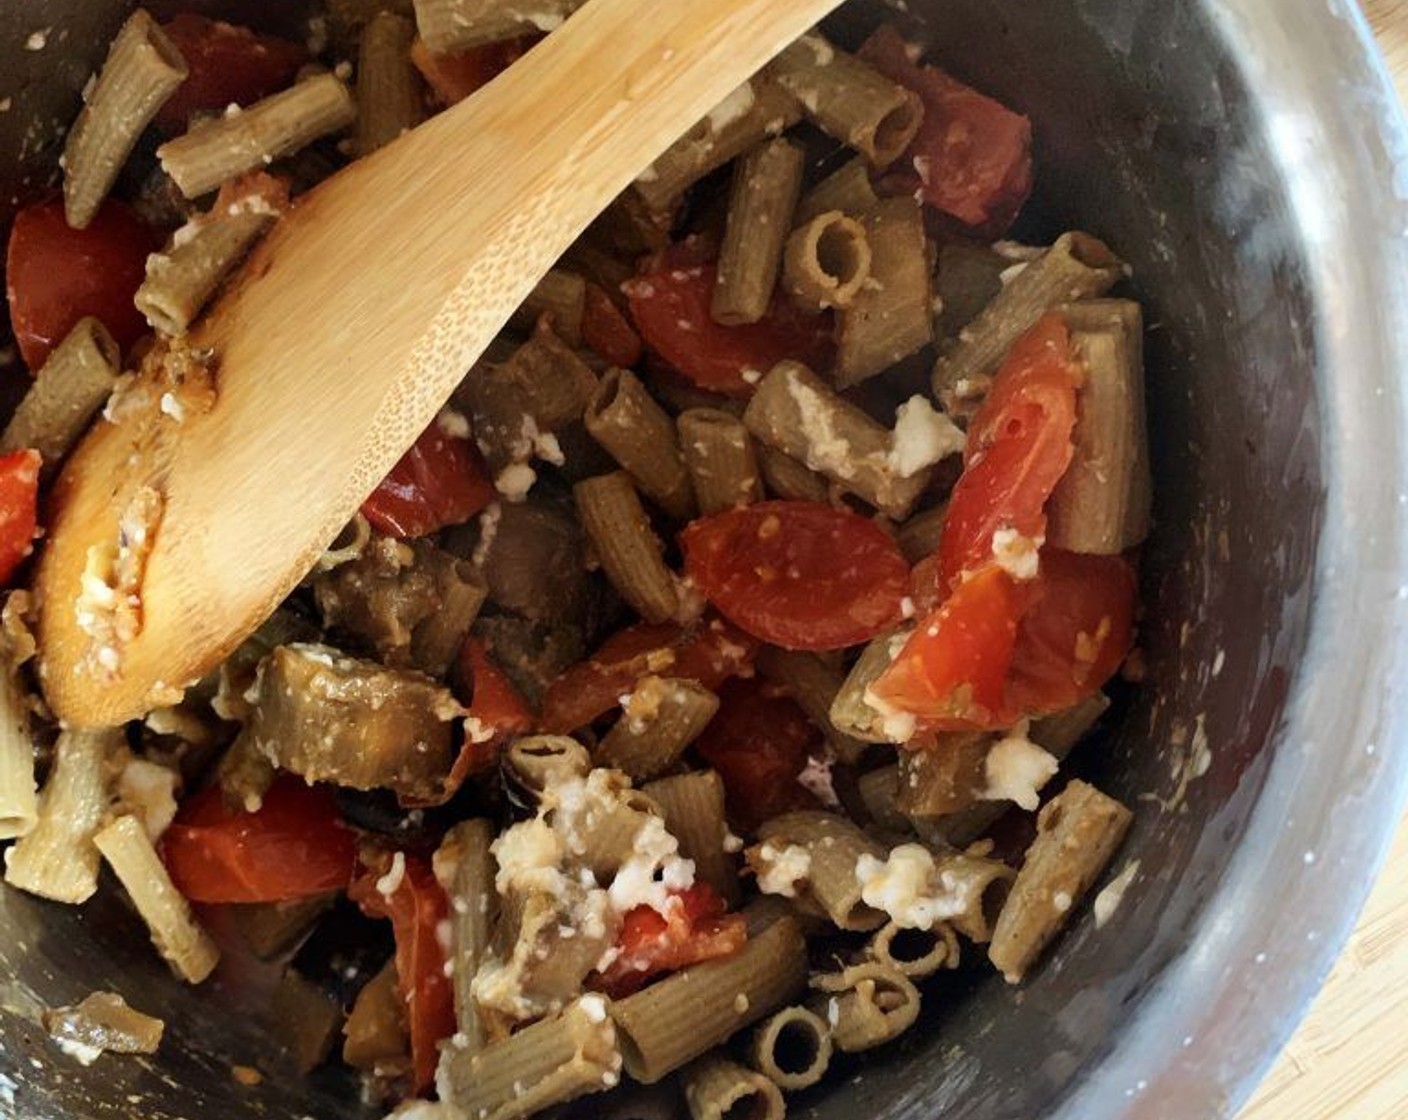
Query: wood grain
[[1238, 3, 1408, 1117]]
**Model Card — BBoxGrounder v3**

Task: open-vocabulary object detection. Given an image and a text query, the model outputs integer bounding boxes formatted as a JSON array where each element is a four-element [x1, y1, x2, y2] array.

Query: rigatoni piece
[[869, 920, 960, 979], [93, 815, 220, 983], [895, 501, 947, 565], [809, 962, 920, 1052], [678, 409, 762, 515], [989, 779, 1133, 983], [645, 769, 740, 905], [772, 33, 923, 167], [711, 138, 805, 325], [436, 819, 498, 1054], [755, 811, 887, 932], [751, 1005, 833, 1090], [3, 729, 119, 903], [413, 0, 584, 53], [574, 472, 680, 624], [511, 268, 588, 345], [440, 995, 621, 1120], [356, 12, 424, 155], [585, 369, 695, 520], [1046, 300, 1151, 553], [836, 197, 934, 387], [63, 9, 188, 228], [932, 232, 1124, 410], [158, 74, 356, 198], [783, 210, 872, 311], [0, 640, 36, 842], [596, 678, 720, 782], [895, 730, 997, 818], [934, 241, 1011, 339], [757, 646, 867, 764], [756, 444, 830, 504], [684, 1053, 785, 1120], [796, 157, 878, 224], [610, 915, 808, 1083], [854, 764, 912, 839]]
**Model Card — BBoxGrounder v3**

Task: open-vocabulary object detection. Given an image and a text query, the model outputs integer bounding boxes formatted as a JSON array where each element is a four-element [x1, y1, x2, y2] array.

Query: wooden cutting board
[[1237, 3, 1408, 1117]]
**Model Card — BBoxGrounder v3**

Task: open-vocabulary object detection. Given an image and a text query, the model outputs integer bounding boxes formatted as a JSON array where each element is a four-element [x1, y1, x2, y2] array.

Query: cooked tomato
[[938, 314, 1081, 588], [410, 36, 531, 106], [859, 25, 1032, 234], [681, 501, 910, 650], [582, 281, 643, 367], [156, 14, 307, 133], [6, 199, 158, 371], [0, 450, 40, 586], [436, 637, 536, 787], [349, 852, 456, 1094], [624, 262, 833, 396], [694, 677, 821, 830], [361, 419, 495, 538], [594, 883, 747, 997], [1007, 549, 1136, 714], [162, 777, 357, 904], [539, 617, 757, 733]]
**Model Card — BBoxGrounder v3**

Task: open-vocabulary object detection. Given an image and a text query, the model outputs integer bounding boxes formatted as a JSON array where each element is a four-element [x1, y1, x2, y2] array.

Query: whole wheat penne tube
[[932, 232, 1125, 410], [0, 641, 35, 841], [989, 780, 1133, 983], [712, 138, 805, 325], [895, 501, 948, 565], [935, 241, 1011, 339], [408, 554, 488, 678], [510, 268, 587, 345], [854, 764, 912, 839], [574, 472, 680, 624], [596, 677, 719, 781], [756, 443, 830, 504], [783, 210, 872, 311], [435, 819, 497, 1053], [504, 734, 592, 791], [683, 1053, 785, 1120], [754, 811, 887, 932], [1, 318, 120, 474], [634, 76, 802, 212], [869, 920, 961, 979], [63, 9, 187, 228], [808, 962, 920, 1052], [585, 369, 695, 520], [830, 629, 913, 744], [158, 74, 356, 198], [772, 33, 923, 168], [836, 196, 934, 387], [1046, 299, 1151, 552], [757, 646, 868, 764], [94, 815, 220, 983], [796, 156, 879, 224], [356, 12, 424, 155], [751, 1004, 833, 1090], [895, 730, 998, 818], [413, 0, 584, 54], [644, 769, 740, 905], [610, 915, 808, 1083], [678, 409, 762, 515]]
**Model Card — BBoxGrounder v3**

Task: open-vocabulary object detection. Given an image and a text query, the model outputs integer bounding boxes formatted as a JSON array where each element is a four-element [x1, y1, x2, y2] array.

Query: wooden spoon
[[36, 0, 845, 727]]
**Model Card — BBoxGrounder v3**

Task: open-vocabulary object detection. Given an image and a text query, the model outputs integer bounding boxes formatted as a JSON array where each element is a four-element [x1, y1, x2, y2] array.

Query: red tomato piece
[[0, 450, 40, 586], [1007, 549, 1136, 714], [410, 36, 531, 106], [539, 617, 757, 733], [349, 853, 456, 1094], [156, 14, 307, 133], [361, 420, 495, 538], [938, 314, 1081, 588], [427, 637, 537, 795], [582, 282, 643, 367], [694, 677, 821, 830], [859, 25, 1033, 234], [6, 199, 158, 371], [624, 262, 833, 396], [594, 883, 747, 997], [162, 777, 357, 904], [681, 501, 910, 650]]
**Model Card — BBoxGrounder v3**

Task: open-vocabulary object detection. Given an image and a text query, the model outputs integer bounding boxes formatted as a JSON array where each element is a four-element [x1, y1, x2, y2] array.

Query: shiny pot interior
[[2, 1, 1408, 1118]]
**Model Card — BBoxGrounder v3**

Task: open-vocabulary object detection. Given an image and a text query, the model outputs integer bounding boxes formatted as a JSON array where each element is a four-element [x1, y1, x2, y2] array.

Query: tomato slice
[[410, 36, 532, 106], [1007, 549, 1136, 714], [582, 281, 643, 367], [859, 25, 1032, 235], [349, 852, 456, 1094], [162, 777, 357, 904], [539, 617, 757, 733], [361, 419, 495, 538], [6, 199, 159, 371], [624, 262, 833, 396], [434, 637, 536, 790], [681, 501, 910, 650], [938, 313, 1081, 588], [156, 14, 307, 133], [594, 883, 747, 997], [0, 450, 40, 587]]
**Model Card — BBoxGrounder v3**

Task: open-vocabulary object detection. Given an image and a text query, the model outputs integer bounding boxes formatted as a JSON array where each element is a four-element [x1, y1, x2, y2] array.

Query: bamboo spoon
[[36, 0, 845, 727]]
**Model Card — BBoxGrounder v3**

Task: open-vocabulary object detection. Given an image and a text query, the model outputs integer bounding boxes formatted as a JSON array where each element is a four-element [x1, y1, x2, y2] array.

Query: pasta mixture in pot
[[0, 4, 1150, 1119]]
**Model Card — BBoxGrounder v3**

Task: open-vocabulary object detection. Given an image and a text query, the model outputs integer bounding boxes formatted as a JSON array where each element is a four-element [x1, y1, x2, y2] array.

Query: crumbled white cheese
[[375, 851, 407, 898], [706, 80, 756, 134], [606, 813, 693, 917], [54, 1037, 103, 1066], [491, 818, 566, 896], [24, 29, 49, 51], [861, 685, 916, 746], [495, 463, 537, 502], [991, 527, 1043, 581], [855, 844, 978, 930], [785, 368, 859, 480], [751, 843, 811, 898], [981, 720, 1058, 810], [796, 755, 840, 809], [579, 994, 608, 1023], [889, 396, 966, 477], [117, 758, 179, 842], [436, 409, 471, 439], [470, 502, 502, 569]]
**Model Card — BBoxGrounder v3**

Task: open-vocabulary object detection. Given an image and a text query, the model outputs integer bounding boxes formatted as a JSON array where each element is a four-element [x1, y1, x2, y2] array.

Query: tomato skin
[[162, 777, 357, 904], [859, 25, 1032, 234], [433, 637, 536, 788], [938, 314, 1081, 588], [7, 199, 158, 371], [0, 450, 40, 586], [624, 262, 833, 396], [410, 36, 530, 106], [156, 15, 307, 133], [594, 883, 747, 997], [582, 282, 643, 367], [681, 501, 911, 651], [361, 421, 495, 538], [349, 852, 455, 1094]]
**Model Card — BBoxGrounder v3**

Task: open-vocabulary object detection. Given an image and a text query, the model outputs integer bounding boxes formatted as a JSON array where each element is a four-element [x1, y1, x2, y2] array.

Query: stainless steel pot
[[2, 1, 1408, 1118]]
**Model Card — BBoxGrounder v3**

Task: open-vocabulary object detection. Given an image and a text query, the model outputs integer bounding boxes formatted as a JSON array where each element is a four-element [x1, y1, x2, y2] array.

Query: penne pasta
[[783, 210, 872, 311], [585, 369, 695, 520], [510, 267, 588, 345], [644, 769, 741, 905], [683, 1053, 785, 1120], [413, 0, 584, 54], [751, 1005, 833, 1090], [596, 677, 720, 782], [796, 156, 879, 224], [754, 811, 887, 932], [809, 962, 920, 1052], [757, 646, 868, 764], [436, 818, 498, 1054], [868, 919, 961, 979], [756, 443, 831, 504], [678, 408, 763, 515], [574, 472, 680, 624], [712, 138, 805, 325], [356, 12, 425, 155]]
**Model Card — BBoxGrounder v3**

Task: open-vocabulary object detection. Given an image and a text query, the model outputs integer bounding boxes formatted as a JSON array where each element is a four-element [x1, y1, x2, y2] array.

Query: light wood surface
[[32, 0, 843, 729], [1238, 3, 1408, 1117]]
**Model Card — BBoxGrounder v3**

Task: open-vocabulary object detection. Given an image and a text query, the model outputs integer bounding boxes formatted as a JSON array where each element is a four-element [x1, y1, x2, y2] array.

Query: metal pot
[[2, 1, 1407, 1118]]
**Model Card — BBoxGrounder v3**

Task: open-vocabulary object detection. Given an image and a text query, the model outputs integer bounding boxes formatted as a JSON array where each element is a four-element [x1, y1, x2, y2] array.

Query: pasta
[[596, 677, 720, 781], [412, 0, 585, 54], [712, 138, 806, 325], [751, 1005, 833, 1090], [869, 920, 961, 979], [644, 769, 741, 905], [782, 210, 872, 311], [573, 472, 680, 624], [795, 156, 879, 224], [810, 962, 921, 1052], [585, 368, 695, 520], [355, 11, 424, 155], [683, 1053, 786, 1120], [436, 818, 498, 1054], [753, 811, 888, 932], [756, 646, 868, 764], [677, 408, 763, 515]]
